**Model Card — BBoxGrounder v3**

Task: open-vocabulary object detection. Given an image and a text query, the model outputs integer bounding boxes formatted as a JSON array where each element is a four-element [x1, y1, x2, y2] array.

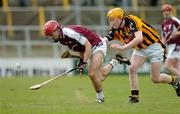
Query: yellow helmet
[[107, 8, 124, 19]]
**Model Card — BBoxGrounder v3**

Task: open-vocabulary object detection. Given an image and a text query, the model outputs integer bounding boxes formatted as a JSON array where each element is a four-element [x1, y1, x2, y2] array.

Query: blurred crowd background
[[0, 0, 180, 58]]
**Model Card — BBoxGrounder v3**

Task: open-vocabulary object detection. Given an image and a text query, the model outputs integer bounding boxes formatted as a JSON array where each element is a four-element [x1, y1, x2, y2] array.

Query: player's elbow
[[85, 41, 92, 50], [137, 37, 143, 44], [135, 31, 143, 44]]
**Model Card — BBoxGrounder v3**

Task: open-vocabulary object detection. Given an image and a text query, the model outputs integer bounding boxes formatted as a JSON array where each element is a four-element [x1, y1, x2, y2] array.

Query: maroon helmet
[[43, 20, 61, 36]]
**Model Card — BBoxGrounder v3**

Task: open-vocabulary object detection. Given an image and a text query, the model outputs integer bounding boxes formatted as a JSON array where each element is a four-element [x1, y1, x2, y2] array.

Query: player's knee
[[166, 65, 174, 71], [129, 65, 138, 75], [164, 63, 169, 69], [100, 69, 107, 77], [150, 76, 160, 83], [164, 62, 173, 70], [88, 70, 96, 78]]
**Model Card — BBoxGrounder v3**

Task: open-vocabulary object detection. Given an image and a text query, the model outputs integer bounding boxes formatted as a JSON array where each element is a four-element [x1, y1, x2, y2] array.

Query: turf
[[0, 75, 180, 114]]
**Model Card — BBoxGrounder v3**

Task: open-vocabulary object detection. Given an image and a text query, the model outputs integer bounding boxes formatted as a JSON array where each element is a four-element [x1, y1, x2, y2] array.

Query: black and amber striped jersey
[[106, 15, 165, 49]]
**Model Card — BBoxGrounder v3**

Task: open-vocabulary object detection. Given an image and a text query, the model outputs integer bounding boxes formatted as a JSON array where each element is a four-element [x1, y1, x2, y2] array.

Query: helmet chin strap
[[118, 15, 125, 29], [111, 17, 124, 30], [59, 28, 64, 39]]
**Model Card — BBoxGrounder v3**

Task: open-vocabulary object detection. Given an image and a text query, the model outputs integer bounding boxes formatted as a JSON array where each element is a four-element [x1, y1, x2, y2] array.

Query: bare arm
[[170, 31, 180, 38], [110, 31, 143, 50], [161, 36, 166, 44], [123, 31, 143, 49], [82, 40, 92, 63]]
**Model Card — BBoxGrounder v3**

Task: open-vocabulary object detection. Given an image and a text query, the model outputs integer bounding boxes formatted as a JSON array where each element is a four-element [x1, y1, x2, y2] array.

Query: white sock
[[109, 59, 118, 68], [96, 90, 104, 99]]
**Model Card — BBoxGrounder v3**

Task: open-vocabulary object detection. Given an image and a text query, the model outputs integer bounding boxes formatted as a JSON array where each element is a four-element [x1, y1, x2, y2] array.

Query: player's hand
[[166, 32, 177, 43], [76, 58, 87, 76]]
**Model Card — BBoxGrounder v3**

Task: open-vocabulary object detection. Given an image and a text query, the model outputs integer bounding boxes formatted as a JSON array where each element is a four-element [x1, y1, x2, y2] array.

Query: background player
[[103, 8, 180, 103], [161, 4, 180, 78]]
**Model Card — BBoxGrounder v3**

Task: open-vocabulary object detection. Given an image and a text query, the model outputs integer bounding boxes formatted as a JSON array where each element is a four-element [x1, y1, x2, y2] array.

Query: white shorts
[[92, 38, 107, 57], [167, 44, 180, 59], [132, 43, 164, 62]]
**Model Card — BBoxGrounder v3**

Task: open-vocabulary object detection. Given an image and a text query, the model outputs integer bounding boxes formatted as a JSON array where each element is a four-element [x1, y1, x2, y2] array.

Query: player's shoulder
[[62, 26, 78, 36], [67, 25, 89, 29], [125, 15, 143, 26], [62, 27, 72, 32], [127, 15, 141, 20], [66, 25, 91, 32], [126, 15, 142, 24], [172, 16, 180, 24]]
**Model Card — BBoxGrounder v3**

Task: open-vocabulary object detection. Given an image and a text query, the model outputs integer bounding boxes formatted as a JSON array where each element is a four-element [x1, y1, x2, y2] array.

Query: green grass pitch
[[0, 74, 180, 114]]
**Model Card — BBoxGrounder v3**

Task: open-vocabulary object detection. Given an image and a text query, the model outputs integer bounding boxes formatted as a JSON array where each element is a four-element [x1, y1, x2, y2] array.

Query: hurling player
[[103, 8, 180, 103]]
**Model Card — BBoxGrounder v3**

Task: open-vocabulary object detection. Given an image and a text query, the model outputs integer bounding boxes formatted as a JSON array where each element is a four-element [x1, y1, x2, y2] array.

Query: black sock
[[169, 76, 176, 85], [131, 90, 139, 97], [97, 90, 103, 93]]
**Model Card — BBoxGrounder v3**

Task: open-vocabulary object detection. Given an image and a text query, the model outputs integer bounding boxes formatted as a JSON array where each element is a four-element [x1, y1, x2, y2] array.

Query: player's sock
[[169, 76, 177, 85], [169, 76, 180, 96], [129, 90, 139, 103], [96, 90, 104, 99], [131, 90, 139, 97], [109, 59, 118, 68], [96, 90, 105, 103]]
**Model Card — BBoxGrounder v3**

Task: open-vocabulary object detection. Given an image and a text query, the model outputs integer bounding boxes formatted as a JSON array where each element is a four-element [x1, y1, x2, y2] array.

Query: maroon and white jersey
[[59, 25, 102, 52], [161, 16, 180, 44]]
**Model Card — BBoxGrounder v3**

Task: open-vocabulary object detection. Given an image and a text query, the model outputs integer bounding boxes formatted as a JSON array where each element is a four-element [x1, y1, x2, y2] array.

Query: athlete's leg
[[129, 54, 146, 90], [177, 60, 180, 73], [148, 42, 180, 96], [99, 54, 131, 81], [128, 54, 146, 103], [98, 63, 113, 81], [151, 61, 172, 83], [165, 44, 180, 77], [88, 51, 105, 102], [165, 58, 180, 77], [151, 61, 180, 96]]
